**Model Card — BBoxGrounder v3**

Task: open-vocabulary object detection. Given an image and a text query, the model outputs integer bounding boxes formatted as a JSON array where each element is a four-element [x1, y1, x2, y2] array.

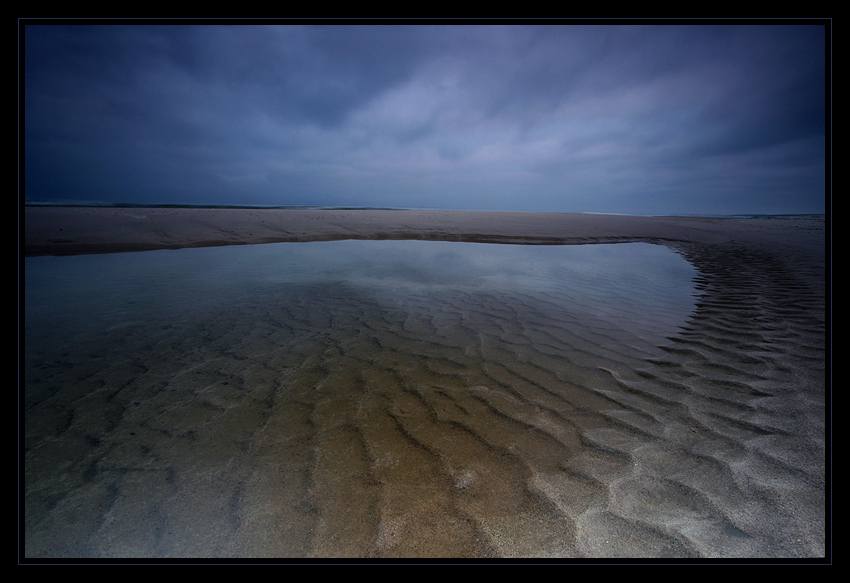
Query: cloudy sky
[[23, 22, 828, 215]]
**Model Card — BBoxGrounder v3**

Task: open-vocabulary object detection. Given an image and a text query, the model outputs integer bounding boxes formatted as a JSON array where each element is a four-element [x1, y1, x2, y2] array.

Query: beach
[[22, 208, 827, 561], [24, 206, 809, 255]]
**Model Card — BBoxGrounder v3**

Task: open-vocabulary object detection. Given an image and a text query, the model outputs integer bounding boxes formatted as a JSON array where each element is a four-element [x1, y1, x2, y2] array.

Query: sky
[[22, 22, 829, 215]]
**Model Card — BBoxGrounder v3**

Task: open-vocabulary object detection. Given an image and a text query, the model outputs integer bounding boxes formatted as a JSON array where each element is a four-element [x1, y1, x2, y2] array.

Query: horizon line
[[22, 200, 826, 219]]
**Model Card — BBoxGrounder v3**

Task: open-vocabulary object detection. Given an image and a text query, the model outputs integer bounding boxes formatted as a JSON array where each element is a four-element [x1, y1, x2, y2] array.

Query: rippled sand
[[22, 213, 826, 561]]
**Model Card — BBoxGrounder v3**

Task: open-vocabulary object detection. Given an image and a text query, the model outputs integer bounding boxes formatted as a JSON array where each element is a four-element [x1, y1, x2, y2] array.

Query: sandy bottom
[[22, 212, 827, 562]]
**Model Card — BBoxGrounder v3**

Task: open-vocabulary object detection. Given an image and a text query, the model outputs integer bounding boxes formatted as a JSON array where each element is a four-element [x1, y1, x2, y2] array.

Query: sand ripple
[[23, 240, 825, 560]]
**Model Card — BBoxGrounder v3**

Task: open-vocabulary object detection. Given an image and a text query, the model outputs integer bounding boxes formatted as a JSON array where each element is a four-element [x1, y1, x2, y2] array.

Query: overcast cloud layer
[[23, 23, 828, 215]]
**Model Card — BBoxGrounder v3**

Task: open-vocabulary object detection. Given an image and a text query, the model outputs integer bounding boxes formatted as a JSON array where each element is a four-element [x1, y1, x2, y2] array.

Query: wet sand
[[24, 206, 750, 256], [22, 208, 827, 561]]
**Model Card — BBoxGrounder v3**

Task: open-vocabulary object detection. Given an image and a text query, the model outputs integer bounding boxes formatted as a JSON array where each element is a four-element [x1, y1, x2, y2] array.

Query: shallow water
[[25, 239, 823, 559], [24, 240, 699, 359]]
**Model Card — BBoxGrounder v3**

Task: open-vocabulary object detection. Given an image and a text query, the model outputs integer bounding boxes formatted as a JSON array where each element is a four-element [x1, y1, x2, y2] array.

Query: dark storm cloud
[[23, 22, 827, 214]]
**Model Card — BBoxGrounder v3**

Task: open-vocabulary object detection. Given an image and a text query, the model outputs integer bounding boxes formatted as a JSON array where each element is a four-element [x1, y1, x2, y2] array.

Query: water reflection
[[25, 240, 700, 349]]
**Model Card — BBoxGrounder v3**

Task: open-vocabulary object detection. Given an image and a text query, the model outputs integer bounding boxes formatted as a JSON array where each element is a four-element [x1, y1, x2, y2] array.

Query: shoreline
[[23, 206, 825, 257]]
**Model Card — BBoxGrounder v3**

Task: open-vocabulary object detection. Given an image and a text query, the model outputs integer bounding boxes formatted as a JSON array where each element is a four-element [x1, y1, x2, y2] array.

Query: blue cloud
[[23, 22, 827, 215]]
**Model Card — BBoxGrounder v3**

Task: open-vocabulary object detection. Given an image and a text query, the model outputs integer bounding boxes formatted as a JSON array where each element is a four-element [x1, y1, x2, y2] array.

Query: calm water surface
[[25, 240, 699, 357]]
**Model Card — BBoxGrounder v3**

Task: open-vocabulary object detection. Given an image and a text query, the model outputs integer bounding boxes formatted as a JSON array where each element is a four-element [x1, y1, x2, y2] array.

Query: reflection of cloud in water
[[25, 241, 704, 404], [243, 240, 701, 342], [25, 240, 701, 350], [236, 238, 697, 295]]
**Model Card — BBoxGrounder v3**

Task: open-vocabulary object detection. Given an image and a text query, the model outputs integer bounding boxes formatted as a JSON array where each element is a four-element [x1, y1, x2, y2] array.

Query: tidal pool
[[24, 239, 699, 357], [24, 239, 703, 558]]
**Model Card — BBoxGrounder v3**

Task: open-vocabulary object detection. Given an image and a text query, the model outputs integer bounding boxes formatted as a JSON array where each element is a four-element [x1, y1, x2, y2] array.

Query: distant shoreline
[[22, 200, 825, 219]]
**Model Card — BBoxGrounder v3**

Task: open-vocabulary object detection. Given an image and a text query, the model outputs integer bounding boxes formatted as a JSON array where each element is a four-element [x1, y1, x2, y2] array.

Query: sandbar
[[22, 206, 824, 257]]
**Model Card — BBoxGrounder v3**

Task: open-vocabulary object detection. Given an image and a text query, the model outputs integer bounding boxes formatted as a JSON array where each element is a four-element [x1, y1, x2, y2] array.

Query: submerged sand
[[22, 208, 827, 561]]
